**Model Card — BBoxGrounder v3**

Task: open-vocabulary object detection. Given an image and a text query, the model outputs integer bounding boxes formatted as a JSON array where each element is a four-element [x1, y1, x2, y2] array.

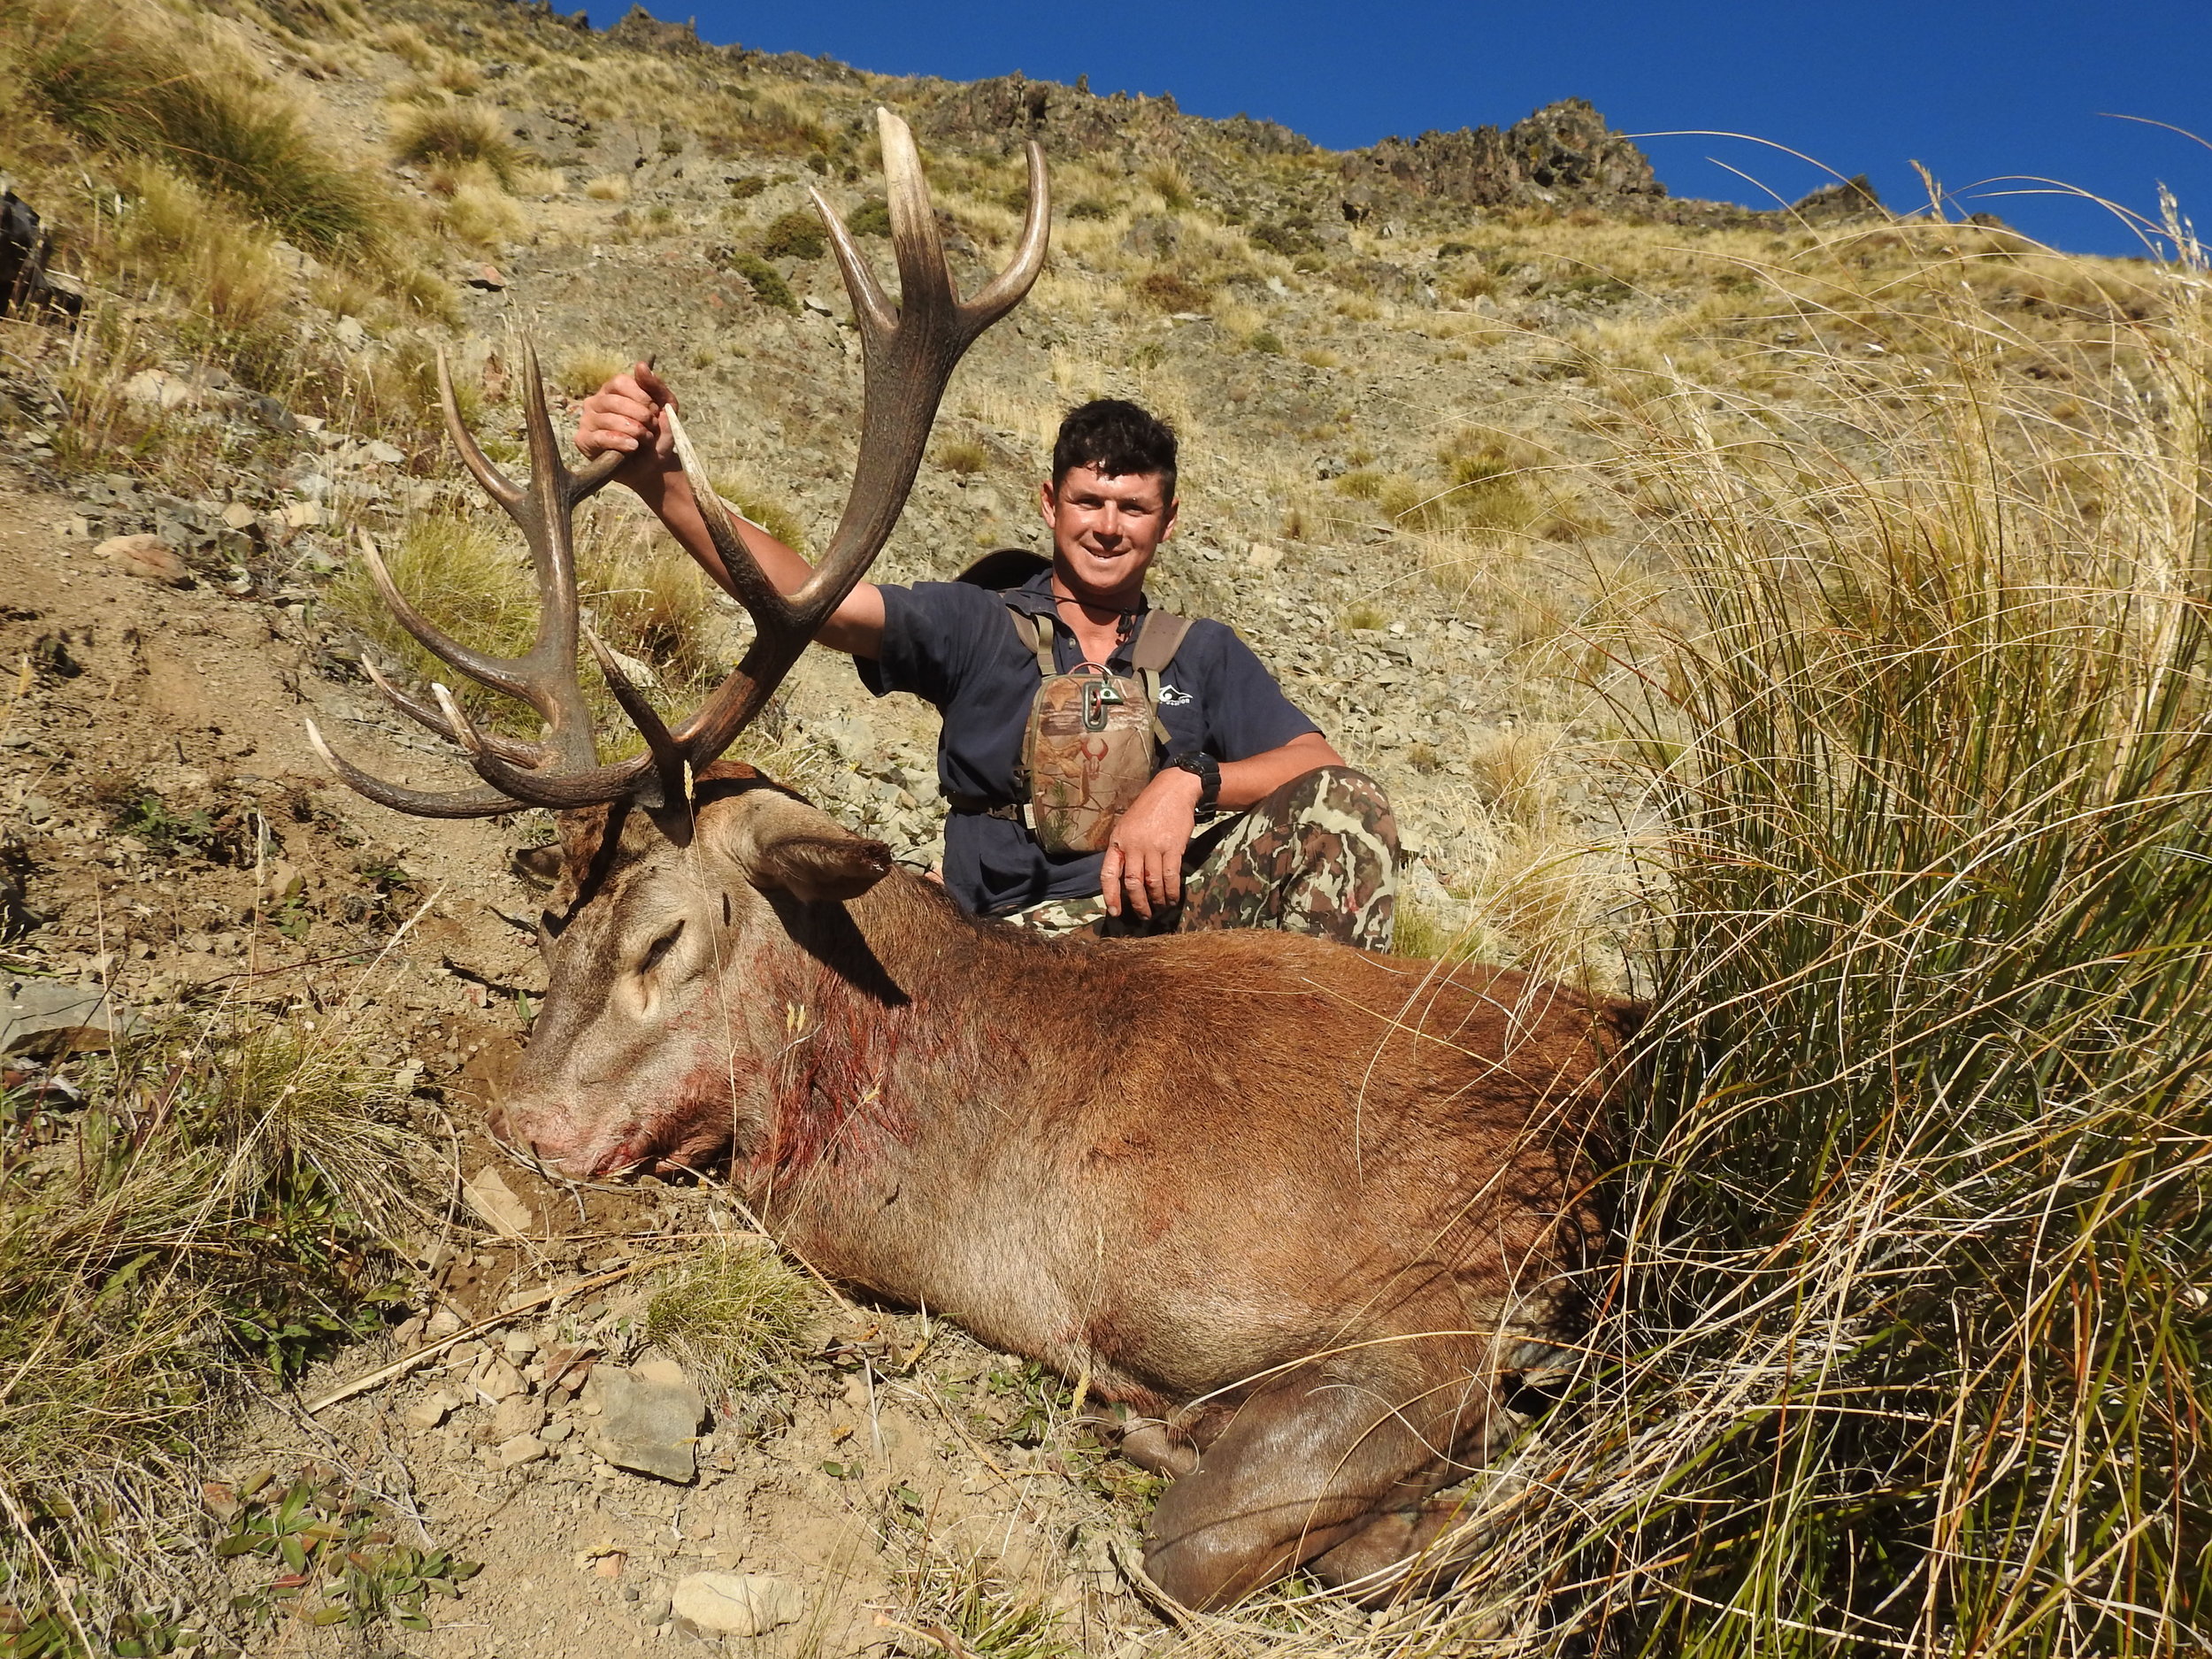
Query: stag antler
[[307, 108, 1048, 834]]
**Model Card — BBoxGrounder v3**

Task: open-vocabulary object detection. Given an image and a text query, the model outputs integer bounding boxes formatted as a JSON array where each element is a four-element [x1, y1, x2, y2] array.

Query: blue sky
[[587, 0, 2212, 259]]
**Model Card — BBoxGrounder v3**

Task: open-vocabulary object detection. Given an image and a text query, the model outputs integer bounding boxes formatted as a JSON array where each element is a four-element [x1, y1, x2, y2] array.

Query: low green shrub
[[758, 206, 826, 261], [728, 250, 797, 313]]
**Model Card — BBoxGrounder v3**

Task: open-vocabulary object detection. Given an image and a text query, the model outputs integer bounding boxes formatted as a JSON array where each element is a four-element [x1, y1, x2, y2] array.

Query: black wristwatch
[[1165, 751, 1221, 820]]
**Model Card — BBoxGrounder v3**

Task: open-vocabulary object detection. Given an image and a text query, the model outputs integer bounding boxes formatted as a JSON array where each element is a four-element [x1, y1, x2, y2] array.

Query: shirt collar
[[1005, 565, 1150, 623]]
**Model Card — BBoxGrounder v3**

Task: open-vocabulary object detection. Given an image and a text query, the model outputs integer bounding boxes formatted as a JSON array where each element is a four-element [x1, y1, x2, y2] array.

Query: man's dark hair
[[1050, 399, 1178, 503]]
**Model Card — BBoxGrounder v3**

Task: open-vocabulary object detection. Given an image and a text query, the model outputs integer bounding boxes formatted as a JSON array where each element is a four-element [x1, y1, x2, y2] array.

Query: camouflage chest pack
[[1008, 604, 1193, 854]]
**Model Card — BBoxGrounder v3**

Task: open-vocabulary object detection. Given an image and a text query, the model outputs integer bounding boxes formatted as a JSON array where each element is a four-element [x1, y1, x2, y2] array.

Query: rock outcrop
[[1341, 98, 1665, 215]]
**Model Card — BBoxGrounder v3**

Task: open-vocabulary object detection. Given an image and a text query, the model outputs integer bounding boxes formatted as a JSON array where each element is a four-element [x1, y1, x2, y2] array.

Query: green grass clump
[[5, 0, 390, 257], [843, 195, 890, 237], [644, 1242, 820, 1394]]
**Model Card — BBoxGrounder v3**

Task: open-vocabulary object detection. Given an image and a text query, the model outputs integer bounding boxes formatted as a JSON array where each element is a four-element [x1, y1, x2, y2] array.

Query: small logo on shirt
[[1156, 682, 1192, 707]]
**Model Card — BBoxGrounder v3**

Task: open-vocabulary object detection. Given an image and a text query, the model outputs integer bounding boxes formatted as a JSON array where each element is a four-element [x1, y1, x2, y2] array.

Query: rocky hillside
[[0, 0, 2171, 1652]]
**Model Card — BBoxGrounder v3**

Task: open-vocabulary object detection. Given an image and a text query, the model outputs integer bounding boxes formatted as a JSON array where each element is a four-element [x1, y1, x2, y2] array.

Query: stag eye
[[639, 921, 684, 975]]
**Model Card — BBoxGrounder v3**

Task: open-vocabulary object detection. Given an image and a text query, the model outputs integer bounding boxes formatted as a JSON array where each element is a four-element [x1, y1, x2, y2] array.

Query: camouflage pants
[[1005, 766, 1397, 950]]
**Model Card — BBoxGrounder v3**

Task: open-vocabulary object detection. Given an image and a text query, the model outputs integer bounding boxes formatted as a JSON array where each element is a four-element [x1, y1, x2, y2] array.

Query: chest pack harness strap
[[945, 604, 1192, 824]]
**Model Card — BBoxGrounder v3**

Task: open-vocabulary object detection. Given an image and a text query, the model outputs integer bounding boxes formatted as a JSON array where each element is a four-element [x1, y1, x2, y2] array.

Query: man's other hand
[[575, 363, 677, 491], [1101, 768, 1203, 920]]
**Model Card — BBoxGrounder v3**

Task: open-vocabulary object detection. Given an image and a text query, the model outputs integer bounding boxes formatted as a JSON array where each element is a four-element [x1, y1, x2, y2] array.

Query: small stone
[[497, 1433, 548, 1467], [638, 1593, 671, 1625], [424, 1304, 465, 1339], [220, 502, 258, 530], [493, 1394, 545, 1440], [260, 859, 304, 905], [467, 264, 508, 290], [101, 533, 189, 585], [334, 315, 365, 348], [2, 979, 141, 1058], [1247, 542, 1285, 572], [586, 1363, 703, 1482], [802, 295, 834, 316], [478, 1356, 526, 1402], [280, 501, 328, 529], [541, 1417, 573, 1444], [365, 440, 405, 465], [464, 1167, 535, 1239], [403, 1390, 459, 1431], [122, 368, 195, 411], [671, 1571, 803, 1637]]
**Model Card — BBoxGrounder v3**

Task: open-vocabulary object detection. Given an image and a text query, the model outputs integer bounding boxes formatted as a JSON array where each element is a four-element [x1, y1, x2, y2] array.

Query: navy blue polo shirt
[[856, 567, 1319, 917]]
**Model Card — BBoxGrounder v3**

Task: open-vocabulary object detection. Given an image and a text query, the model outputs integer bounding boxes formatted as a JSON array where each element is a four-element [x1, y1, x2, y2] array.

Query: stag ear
[[704, 791, 895, 904], [510, 845, 565, 891]]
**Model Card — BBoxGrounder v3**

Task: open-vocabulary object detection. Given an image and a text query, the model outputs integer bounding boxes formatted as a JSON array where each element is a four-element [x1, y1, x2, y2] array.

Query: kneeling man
[[577, 367, 1396, 949]]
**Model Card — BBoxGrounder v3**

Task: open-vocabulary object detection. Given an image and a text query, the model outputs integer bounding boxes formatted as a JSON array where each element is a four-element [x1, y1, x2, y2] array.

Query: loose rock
[[671, 1571, 803, 1637], [100, 534, 189, 586], [464, 1166, 536, 1238], [492, 1394, 545, 1440], [1, 979, 141, 1057], [403, 1389, 459, 1431], [586, 1362, 704, 1482]]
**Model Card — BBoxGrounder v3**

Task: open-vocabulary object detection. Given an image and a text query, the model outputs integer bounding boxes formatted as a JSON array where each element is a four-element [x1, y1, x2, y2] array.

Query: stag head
[[308, 111, 1048, 1173]]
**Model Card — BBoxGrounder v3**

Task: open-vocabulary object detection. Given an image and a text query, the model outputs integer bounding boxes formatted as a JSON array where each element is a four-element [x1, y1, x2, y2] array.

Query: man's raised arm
[[574, 364, 887, 659]]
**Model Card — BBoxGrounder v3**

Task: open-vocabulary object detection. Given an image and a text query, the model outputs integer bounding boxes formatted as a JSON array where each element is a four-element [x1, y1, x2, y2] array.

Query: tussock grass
[[3, 0, 389, 258], [1189, 217, 2212, 1658], [388, 102, 527, 188], [556, 346, 632, 401], [643, 1240, 821, 1394], [0, 1017, 424, 1640]]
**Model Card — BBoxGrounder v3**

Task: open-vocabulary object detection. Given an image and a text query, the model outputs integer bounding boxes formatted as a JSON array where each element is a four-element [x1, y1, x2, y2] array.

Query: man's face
[[1040, 465, 1178, 603]]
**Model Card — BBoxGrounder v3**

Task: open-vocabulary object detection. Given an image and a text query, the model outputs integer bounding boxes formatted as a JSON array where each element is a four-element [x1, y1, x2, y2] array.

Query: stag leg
[[1141, 1361, 1490, 1609]]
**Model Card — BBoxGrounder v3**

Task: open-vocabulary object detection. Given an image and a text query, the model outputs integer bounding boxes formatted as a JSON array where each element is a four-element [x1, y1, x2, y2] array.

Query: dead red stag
[[309, 111, 1628, 1609]]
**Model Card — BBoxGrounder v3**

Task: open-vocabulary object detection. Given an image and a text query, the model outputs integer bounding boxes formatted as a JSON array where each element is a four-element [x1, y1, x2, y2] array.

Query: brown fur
[[493, 772, 1628, 1608]]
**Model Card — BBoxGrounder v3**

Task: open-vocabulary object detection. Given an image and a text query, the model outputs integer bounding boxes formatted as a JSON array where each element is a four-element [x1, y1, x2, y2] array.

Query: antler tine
[[360, 657, 547, 767], [357, 534, 536, 703], [959, 139, 1051, 334], [303, 719, 532, 818], [662, 108, 1048, 772], [584, 626, 692, 834], [664, 409, 799, 628], [437, 350, 524, 511], [792, 111, 1048, 621]]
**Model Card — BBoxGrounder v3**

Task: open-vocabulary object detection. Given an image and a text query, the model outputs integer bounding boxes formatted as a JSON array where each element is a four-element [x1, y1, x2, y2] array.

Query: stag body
[[309, 111, 1625, 1608], [497, 774, 1616, 1606]]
